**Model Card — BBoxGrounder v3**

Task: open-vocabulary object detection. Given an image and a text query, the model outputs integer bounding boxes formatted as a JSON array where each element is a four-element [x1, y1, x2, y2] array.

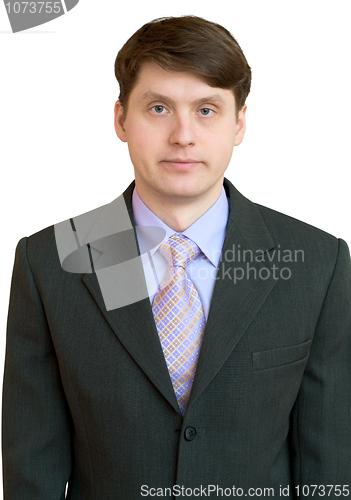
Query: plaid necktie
[[152, 233, 206, 415]]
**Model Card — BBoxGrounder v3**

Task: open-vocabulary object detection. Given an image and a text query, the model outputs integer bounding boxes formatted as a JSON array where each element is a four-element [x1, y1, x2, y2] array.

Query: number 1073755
[[5, 2, 63, 14], [295, 485, 350, 496]]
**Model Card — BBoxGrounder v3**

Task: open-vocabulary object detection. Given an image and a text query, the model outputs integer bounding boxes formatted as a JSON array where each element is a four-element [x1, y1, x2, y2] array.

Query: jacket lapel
[[187, 180, 277, 410], [83, 272, 180, 413], [82, 181, 180, 414]]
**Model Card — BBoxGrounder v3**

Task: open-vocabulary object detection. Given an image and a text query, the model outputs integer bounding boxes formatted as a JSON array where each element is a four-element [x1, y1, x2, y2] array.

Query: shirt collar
[[132, 186, 229, 267]]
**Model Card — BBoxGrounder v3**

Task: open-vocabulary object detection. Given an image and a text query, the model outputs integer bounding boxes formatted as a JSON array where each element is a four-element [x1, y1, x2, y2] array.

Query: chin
[[165, 173, 204, 190], [162, 185, 205, 201]]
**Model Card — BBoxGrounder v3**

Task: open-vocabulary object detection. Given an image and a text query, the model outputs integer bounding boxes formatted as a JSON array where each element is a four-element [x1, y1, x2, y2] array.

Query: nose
[[169, 113, 196, 147]]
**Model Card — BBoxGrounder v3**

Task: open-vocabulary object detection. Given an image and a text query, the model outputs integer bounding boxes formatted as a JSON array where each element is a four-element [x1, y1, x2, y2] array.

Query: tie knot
[[159, 233, 201, 269]]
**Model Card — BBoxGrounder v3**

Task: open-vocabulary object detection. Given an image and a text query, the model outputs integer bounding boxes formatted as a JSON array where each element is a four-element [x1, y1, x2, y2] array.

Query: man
[[2, 15, 351, 499]]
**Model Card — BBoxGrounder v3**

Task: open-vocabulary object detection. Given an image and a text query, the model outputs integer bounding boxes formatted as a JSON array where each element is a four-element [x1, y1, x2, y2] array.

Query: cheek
[[126, 119, 163, 157], [204, 128, 236, 165]]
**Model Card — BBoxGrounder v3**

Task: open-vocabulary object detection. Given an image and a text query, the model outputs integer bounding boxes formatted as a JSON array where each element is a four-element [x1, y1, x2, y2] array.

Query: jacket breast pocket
[[252, 338, 312, 371]]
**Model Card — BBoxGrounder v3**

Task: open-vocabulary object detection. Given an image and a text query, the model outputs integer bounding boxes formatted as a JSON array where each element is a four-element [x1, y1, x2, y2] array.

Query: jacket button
[[184, 426, 197, 441]]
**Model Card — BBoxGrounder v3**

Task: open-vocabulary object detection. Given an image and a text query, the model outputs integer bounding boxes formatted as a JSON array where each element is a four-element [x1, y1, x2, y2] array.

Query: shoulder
[[227, 176, 347, 264], [254, 202, 350, 278], [225, 177, 350, 285], [256, 202, 338, 246], [20, 185, 135, 277]]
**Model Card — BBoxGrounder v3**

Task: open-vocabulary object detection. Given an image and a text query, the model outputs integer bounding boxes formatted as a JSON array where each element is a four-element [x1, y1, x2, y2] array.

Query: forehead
[[129, 61, 235, 107]]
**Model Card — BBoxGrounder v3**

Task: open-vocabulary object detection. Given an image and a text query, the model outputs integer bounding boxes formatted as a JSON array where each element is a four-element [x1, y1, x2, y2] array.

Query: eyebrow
[[139, 91, 226, 107]]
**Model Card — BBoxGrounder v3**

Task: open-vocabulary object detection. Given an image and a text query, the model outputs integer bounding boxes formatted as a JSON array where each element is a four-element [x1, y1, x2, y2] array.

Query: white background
[[0, 0, 350, 494]]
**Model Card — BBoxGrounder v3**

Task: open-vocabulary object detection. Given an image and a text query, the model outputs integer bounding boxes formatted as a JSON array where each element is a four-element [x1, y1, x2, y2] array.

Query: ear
[[234, 105, 247, 146], [114, 100, 127, 142]]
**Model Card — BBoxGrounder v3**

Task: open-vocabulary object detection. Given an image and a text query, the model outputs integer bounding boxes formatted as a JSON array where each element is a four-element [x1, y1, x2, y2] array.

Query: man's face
[[114, 62, 246, 206]]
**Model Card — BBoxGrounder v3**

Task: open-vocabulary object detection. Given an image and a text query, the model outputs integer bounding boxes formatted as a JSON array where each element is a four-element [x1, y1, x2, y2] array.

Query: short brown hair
[[115, 16, 251, 118]]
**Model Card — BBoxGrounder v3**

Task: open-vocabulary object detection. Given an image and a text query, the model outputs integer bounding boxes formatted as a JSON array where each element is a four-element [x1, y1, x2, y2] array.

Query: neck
[[135, 180, 224, 232]]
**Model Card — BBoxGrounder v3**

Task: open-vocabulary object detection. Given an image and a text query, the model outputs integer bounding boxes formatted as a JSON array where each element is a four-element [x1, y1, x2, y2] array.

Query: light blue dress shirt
[[132, 186, 229, 320]]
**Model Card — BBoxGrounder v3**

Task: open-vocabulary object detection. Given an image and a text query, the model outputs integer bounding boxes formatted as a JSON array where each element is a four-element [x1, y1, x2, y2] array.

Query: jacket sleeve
[[290, 238, 351, 493], [2, 237, 72, 499]]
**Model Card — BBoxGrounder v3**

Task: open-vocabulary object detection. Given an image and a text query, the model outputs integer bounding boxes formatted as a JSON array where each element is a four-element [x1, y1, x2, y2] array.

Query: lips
[[163, 158, 201, 163], [161, 159, 202, 171]]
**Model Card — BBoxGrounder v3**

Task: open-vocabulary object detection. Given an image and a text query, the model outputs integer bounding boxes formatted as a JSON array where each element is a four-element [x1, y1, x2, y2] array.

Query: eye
[[199, 108, 214, 116], [152, 105, 166, 114]]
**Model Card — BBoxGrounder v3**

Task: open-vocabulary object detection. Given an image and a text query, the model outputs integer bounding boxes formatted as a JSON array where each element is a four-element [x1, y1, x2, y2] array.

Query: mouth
[[161, 159, 203, 171]]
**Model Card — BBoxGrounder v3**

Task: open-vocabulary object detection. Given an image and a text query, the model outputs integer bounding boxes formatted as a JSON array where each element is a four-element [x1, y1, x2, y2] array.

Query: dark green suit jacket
[[2, 178, 351, 499]]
